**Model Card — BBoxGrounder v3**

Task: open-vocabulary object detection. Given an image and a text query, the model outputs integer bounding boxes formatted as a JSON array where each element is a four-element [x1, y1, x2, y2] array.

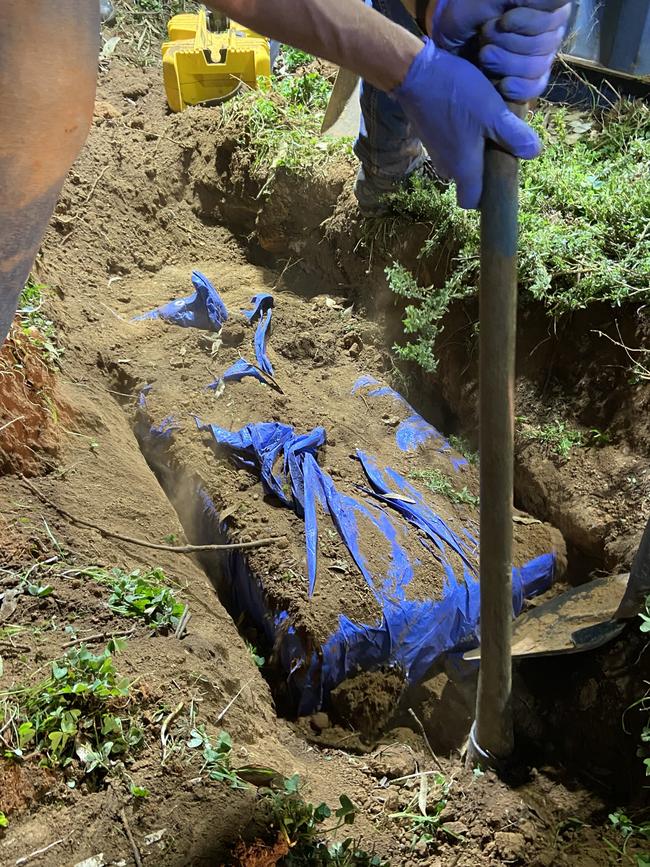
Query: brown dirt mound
[[0, 326, 63, 476], [0, 57, 645, 867]]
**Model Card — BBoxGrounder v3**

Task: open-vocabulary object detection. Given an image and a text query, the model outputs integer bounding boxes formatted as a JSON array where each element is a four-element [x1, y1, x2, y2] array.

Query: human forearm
[[0, 1, 98, 343], [204, 0, 423, 92]]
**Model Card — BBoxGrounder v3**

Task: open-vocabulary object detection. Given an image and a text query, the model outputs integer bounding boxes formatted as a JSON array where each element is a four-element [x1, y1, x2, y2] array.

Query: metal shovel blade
[[463, 573, 629, 661], [321, 68, 361, 138]]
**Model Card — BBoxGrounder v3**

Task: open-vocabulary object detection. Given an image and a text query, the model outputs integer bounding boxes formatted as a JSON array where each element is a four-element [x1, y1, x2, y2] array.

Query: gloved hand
[[432, 0, 573, 100], [392, 37, 540, 209]]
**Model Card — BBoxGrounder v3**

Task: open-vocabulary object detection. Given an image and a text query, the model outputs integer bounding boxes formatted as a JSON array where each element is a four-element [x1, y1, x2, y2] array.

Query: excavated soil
[[0, 60, 648, 866]]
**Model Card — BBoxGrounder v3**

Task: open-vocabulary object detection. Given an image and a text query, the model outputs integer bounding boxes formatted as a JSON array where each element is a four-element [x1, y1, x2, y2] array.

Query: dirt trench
[[0, 61, 648, 866]]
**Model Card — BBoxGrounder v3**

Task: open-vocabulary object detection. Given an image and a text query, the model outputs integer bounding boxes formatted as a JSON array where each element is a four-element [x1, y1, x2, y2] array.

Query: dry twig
[[408, 707, 445, 773], [119, 808, 143, 867], [20, 476, 284, 553]]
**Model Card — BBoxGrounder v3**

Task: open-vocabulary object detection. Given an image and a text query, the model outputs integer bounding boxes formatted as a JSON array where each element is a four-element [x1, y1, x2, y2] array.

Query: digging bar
[[466, 104, 526, 768]]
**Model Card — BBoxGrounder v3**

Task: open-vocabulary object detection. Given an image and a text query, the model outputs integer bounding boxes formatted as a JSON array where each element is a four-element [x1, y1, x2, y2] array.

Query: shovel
[[465, 513, 650, 662], [321, 68, 361, 138]]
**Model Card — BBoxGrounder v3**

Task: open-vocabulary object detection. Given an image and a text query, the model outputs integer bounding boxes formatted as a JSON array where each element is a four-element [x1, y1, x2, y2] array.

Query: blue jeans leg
[[353, 0, 425, 207]]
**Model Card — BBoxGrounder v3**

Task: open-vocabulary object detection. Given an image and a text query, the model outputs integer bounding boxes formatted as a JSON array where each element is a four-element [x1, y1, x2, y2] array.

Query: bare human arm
[[0, 1, 99, 344], [204, 0, 424, 93]]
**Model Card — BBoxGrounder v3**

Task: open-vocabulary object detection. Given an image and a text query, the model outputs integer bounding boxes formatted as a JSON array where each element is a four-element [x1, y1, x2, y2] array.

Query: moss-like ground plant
[[386, 100, 650, 372]]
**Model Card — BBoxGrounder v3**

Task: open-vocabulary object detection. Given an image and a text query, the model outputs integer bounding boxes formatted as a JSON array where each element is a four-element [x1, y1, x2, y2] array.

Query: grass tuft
[[386, 100, 650, 373], [409, 467, 478, 507]]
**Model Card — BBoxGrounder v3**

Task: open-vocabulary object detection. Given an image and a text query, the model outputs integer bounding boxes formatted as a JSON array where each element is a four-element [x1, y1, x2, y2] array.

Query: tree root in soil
[[20, 476, 285, 554]]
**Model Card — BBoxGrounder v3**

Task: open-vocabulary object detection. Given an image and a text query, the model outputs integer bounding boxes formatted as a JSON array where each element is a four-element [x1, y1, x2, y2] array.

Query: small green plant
[[130, 783, 150, 798], [448, 434, 478, 466], [626, 596, 650, 778], [390, 772, 460, 851], [16, 279, 62, 367], [409, 468, 478, 507], [607, 810, 650, 865], [260, 775, 386, 865], [246, 641, 265, 668], [185, 725, 248, 789], [387, 259, 475, 373], [106, 567, 184, 632], [281, 46, 314, 72], [0, 812, 8, 828], [519, 418, 583, 458], [0, 638, 142, 774]]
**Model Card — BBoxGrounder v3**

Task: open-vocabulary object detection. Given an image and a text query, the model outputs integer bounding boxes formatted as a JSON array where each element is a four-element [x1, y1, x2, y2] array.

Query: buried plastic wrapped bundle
[[134, 270, 228, 330], [352, 375, 467, 469], [197, 418, 558, 712]]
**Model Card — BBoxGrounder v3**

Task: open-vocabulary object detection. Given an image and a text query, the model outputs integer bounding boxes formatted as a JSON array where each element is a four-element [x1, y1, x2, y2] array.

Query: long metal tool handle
[[470, 104, 525, 764]]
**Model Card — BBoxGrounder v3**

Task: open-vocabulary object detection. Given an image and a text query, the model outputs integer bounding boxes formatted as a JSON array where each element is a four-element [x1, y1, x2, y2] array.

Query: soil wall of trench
[[15, 58, 650, 824], [163, 79, 650, 796]]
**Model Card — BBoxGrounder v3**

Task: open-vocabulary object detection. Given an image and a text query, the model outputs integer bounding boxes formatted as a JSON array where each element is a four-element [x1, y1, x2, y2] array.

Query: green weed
[[409, 468, 478, 507], [260, 774, 386, 865], [448, 434, 478, 466], [16, 279, 62, 368], [607, 810, 650, 865], [246, 642, 265, 668], [222, 73, 352, 178], [185, 724, 248, 789], [113, 0, 198, 64], [626, 596, 650, 779], [519, 418, 583, 458], [390, 772, 460, 851], [105, 567, 185, 632], [0, 638, 143, 774], [281, 46, 315, 73], [385, 101, 650, 373], [0, 812, 7, 828]]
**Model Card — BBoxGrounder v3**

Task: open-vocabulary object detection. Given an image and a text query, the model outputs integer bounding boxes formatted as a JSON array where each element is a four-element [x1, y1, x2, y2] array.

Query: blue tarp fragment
[[242, 293, 275, 377], [352, 375, 468, 470], [134, 271, 228, 331], [242, 293, 274, 322], [209, 359, 273, 388], [194, 418, 557, 713], [254, 310, 274, 377]]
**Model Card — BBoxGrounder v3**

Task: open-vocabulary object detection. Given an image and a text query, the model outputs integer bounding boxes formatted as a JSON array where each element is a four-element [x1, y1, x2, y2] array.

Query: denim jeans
[[354, 0, 425, 204]]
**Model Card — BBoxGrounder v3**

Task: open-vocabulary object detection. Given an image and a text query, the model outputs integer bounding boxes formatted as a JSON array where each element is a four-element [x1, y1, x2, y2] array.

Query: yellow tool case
[[162, 8, 271, 112]]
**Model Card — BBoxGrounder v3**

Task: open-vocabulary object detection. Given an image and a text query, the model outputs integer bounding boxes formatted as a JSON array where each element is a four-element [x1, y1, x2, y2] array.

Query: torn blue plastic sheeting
[[137, 383, 153, 409], [134, 271, 228, 331], [254, 310, 274, 376], [196, 418, 557, 713], [242, 292, 274, 322], [212, 358, 273, 388], [352, 375, 467, 470], [242, 293, 275, 377], [151, 415, 181, 439]]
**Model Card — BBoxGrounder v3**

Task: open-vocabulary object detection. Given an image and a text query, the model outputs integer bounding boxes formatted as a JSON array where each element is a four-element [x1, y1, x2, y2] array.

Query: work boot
[[354, 159, 441, 217], [100, 0, 116, 26]]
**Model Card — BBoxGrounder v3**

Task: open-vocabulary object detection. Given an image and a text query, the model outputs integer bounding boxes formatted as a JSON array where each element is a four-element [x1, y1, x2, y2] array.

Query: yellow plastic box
[[162, 9, 271, 112]]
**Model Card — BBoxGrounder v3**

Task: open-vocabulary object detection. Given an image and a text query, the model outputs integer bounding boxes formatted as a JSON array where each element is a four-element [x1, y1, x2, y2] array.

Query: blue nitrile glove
[[392, 38, 540, 209], [433, 0, 573, 100]]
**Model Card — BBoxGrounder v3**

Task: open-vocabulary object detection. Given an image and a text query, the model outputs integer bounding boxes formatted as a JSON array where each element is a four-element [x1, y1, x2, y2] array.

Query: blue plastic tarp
[[196, 418, 557, 713], [135, 271, 228, 330], [353, 375, 468, 470], [136, 277, 557, 713]]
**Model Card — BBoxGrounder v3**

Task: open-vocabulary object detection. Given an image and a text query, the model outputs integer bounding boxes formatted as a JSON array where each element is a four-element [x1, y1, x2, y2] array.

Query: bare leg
[[0, 1, 99, 344]]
